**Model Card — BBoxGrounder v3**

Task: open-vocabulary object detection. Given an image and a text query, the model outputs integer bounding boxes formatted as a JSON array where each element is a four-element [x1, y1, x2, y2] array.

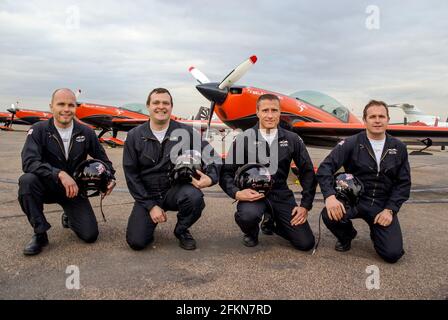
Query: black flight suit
[[18, 118, 116, 242], [220, 123, 317, 250], [317, 131, 411, 263], [123, 120, 220, 250]]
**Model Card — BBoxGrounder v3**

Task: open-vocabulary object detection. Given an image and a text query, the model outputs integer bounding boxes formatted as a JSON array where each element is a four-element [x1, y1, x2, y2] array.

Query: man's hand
[[102, 179, 116, 197], [325, 195, 346, 221], [374, 209, 393, 227], [58, 171, 78, 198], [291, 206, 308, 226], [191, 170, 213, 189], [149, 205, 167, 224], [235, 189, 265, 202]]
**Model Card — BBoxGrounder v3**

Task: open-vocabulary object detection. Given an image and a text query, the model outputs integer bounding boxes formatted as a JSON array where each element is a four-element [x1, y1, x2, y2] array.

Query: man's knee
[[76, 226, 99, 244], [290, 234, 315, 251], [235, 209, 260, 225], [377, 248, 404, 264], [18, 173, 41, 194], [126, 233, 153, 251], [178, 187, 205, 212]]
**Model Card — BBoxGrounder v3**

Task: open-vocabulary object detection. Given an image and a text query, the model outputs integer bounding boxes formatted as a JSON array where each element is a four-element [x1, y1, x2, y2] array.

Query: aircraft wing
[[292, 122, 448, 147], [176, 119, 229, 131], [108, 117, 228, 132]]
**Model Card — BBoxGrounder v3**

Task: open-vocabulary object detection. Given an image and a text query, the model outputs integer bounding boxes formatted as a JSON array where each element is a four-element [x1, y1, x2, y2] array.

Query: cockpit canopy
[[120, 103, 148, 115], [290, 90, 350, 122]]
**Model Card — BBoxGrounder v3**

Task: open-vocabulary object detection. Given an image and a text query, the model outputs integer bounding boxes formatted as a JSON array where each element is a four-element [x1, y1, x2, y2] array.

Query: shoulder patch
[[27, 128, 33, 135], [338, 140, 345, 146]]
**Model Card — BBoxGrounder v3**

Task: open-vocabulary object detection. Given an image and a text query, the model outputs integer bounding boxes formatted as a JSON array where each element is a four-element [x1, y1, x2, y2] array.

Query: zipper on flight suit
[[363, 144, 379, 206], [51, 134, 66, 162], [67, 132, 78, 158]]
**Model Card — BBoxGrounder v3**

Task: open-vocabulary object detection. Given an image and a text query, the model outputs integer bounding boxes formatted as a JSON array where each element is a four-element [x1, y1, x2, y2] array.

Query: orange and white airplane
[[0, 103, 52, 131], [74, 93, 228, 147], [1, 92, 227, 146], [189, 55, 448, 153]]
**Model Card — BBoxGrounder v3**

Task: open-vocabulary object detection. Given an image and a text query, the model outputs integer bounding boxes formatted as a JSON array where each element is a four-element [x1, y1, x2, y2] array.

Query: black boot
[[23, 232, 49, 256], [261, 212, 274, 235], [174, 230, 196, 250], [61, 212, 69, 229], [243, 234, 259, 247], [335, 229, 357, 252]]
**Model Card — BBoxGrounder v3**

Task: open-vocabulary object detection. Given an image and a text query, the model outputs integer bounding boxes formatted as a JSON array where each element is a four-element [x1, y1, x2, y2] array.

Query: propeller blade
[[188, 66, 211, 84], [9, 112, 15, 129], [205, 102, 216, 140], [218, 55, 257, 90]]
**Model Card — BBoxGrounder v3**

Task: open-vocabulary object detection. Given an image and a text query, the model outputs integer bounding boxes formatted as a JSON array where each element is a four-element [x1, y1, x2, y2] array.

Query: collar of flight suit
[[249, 122, 287, 141], [358, 130, 397, 162], [142, 119, 182, 142], [46, 117, 84, 143]]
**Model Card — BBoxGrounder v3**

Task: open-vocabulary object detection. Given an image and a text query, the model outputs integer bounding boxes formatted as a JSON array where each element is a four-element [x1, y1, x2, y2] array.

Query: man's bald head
[[51, 88, 76, 104], [50, 88, 77, 128]]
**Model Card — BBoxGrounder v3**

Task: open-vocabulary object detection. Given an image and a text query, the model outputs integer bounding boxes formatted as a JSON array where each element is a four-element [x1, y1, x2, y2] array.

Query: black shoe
[[61, 212, 69, 229], [335, 240, 352, 252], [261, 220, 274, 235], [175, 230, 196, 250], [335, 230, 357, 252], [261, 214, 274, 235], [23, 232, 49, 256], [243, 234, 259, 247]]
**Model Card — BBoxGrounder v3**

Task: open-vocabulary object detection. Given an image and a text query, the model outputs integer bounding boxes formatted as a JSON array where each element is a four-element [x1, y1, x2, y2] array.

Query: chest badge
[[387, 148, 398, 155], [76, 135, 86, 143]]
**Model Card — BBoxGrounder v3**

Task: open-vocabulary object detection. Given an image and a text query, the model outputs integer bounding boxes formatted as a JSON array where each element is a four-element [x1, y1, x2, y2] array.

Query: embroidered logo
[[27, 129, 33, 135], [76, 135, 85, 143], [279, 140, 288, 147], [387, 148, 398, 155], [338, 140, 345, 146]]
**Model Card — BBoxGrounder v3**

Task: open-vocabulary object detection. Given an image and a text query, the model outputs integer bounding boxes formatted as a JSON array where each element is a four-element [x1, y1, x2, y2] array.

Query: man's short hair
[[256, 93, 280, 110], [363, 100, 389, 120], [51, 88, 76, 104], [146, 88, 173, 106]]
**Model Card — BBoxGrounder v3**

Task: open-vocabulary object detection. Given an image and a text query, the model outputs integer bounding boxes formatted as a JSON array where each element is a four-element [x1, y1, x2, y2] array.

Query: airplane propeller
[[190, 55, 257, 139], [6, 103, 18, 128], [188, 67, 211, 85]]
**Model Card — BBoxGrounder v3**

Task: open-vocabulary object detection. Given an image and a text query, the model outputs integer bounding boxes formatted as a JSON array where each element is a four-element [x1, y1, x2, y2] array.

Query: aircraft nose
[[196, 83, 228, 105]]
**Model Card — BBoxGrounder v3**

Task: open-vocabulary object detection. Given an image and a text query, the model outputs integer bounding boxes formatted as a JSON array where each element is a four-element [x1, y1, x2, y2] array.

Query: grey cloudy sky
[[1, 0, 447, 120]]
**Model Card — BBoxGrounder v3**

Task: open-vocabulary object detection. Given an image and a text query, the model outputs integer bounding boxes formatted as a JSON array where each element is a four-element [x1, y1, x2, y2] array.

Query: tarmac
[[0, 128, 447, 300]]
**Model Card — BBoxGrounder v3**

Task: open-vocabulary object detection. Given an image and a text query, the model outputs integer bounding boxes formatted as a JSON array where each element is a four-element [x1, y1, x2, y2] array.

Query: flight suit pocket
[[140, 153, 156, 167], [383, 156, 400, 177]]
